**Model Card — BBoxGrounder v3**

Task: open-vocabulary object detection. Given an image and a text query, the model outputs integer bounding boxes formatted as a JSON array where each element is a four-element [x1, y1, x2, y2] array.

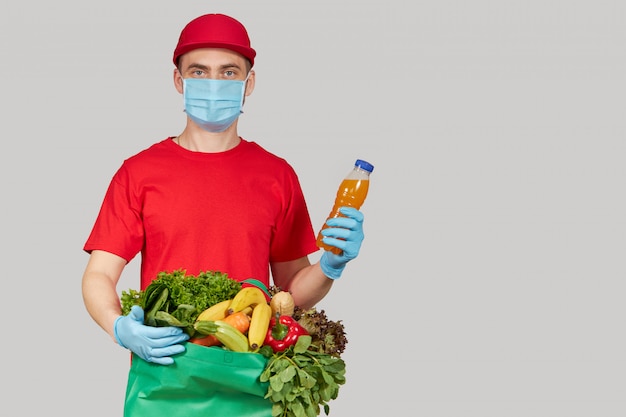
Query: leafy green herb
[[292, 307, 347, 358], [120, 288, 142, 314], [259, 335, 346, 417], [120, 269, 242, 336]]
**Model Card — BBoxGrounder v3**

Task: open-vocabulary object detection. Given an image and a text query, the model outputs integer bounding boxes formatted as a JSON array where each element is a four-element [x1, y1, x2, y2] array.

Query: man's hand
[[114, 305, 189, 365], [319, 207, 365, 279]]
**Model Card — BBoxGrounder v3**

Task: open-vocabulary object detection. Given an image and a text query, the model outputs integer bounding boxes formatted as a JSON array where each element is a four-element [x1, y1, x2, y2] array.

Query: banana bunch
[[193, 285, 277, 352], [227, 286, 269, 314]]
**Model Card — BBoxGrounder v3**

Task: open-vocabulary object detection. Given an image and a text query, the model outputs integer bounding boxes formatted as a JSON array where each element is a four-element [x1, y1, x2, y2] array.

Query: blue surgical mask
[[183, 77, 247, 132]]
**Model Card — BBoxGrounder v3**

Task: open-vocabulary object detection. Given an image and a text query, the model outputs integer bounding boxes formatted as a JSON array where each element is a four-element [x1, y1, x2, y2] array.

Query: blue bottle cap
[[355, 159, 374, 173]]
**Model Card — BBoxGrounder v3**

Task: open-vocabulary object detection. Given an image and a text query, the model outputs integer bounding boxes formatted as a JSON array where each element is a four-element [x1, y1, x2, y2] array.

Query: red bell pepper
[[264, 314, 308, 352]]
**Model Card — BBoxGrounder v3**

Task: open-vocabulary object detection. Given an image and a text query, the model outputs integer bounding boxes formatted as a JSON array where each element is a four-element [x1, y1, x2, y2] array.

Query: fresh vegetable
[[188, 333, 221, 347], [194, 320, 250, 352], [120, 270, 242, 337], [190, 311, 251, 347], [293, 306, 347, 357], [214, 320, 250, 352], [224, 311, 252, 334], [259, 335, 346, 417], [269, 290, 295, 317], [264, 313, 309, 353]]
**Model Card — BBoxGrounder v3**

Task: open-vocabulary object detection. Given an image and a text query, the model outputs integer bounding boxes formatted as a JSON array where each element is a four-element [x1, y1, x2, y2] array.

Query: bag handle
[[241, 278, 271, 299]]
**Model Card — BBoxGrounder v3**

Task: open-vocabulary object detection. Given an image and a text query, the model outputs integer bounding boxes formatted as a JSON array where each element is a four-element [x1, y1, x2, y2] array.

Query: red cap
[[173, 14, 256, 67]]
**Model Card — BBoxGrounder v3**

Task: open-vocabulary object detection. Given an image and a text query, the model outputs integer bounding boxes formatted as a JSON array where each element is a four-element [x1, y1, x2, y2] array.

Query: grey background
[[1, 1, 624, 415]]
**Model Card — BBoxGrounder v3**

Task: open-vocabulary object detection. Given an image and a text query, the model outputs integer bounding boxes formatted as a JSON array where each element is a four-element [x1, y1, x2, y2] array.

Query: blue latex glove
[[319, 207, 365, 280], [114, 305, 189, 365]]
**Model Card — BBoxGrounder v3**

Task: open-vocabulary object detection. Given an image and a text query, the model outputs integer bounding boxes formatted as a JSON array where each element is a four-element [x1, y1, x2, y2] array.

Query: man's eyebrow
[[186, 62, 242, 71], [218, 62, 243, 71], [187, 63, 209, 71]]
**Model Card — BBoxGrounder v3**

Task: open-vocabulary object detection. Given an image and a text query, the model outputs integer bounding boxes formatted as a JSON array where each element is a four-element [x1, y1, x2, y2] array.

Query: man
[[81, 13, 366, 365]]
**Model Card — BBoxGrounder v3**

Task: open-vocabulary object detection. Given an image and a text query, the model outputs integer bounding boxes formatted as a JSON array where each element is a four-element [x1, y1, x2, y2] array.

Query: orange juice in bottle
[[317, 159, 374, 254]]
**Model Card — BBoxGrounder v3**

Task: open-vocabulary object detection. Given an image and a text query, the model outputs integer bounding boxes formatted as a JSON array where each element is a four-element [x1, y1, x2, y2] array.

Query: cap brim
[[174, 42, 256, 67]]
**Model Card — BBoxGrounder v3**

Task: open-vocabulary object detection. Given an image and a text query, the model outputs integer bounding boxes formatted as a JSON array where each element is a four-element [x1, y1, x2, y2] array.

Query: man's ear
[[173, 68, 184, 94]]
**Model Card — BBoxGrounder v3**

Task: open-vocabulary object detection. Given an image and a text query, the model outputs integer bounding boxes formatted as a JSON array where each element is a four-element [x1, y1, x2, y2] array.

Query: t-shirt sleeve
[[83, 163, 145, 262]]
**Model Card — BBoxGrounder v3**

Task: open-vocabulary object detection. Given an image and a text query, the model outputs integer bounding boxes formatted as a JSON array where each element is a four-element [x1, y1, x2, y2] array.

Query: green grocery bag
[[123, 342, 271, 417]]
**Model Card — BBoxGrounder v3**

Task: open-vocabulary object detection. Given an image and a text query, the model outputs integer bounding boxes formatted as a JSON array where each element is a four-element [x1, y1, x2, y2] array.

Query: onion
[[270, 290, 295, 317]]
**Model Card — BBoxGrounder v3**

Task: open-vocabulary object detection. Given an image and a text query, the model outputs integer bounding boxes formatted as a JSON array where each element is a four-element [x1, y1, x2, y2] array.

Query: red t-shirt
[[84, 138, 319, 289]]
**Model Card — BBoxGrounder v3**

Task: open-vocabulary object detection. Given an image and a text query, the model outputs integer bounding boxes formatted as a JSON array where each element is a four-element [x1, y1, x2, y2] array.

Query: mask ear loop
[[240, 73, 251, 112], [182, 77, 188, 114]]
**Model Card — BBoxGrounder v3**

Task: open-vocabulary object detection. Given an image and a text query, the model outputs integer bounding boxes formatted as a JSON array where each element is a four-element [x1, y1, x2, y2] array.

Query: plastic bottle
[[316, 159, 374, 254]]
